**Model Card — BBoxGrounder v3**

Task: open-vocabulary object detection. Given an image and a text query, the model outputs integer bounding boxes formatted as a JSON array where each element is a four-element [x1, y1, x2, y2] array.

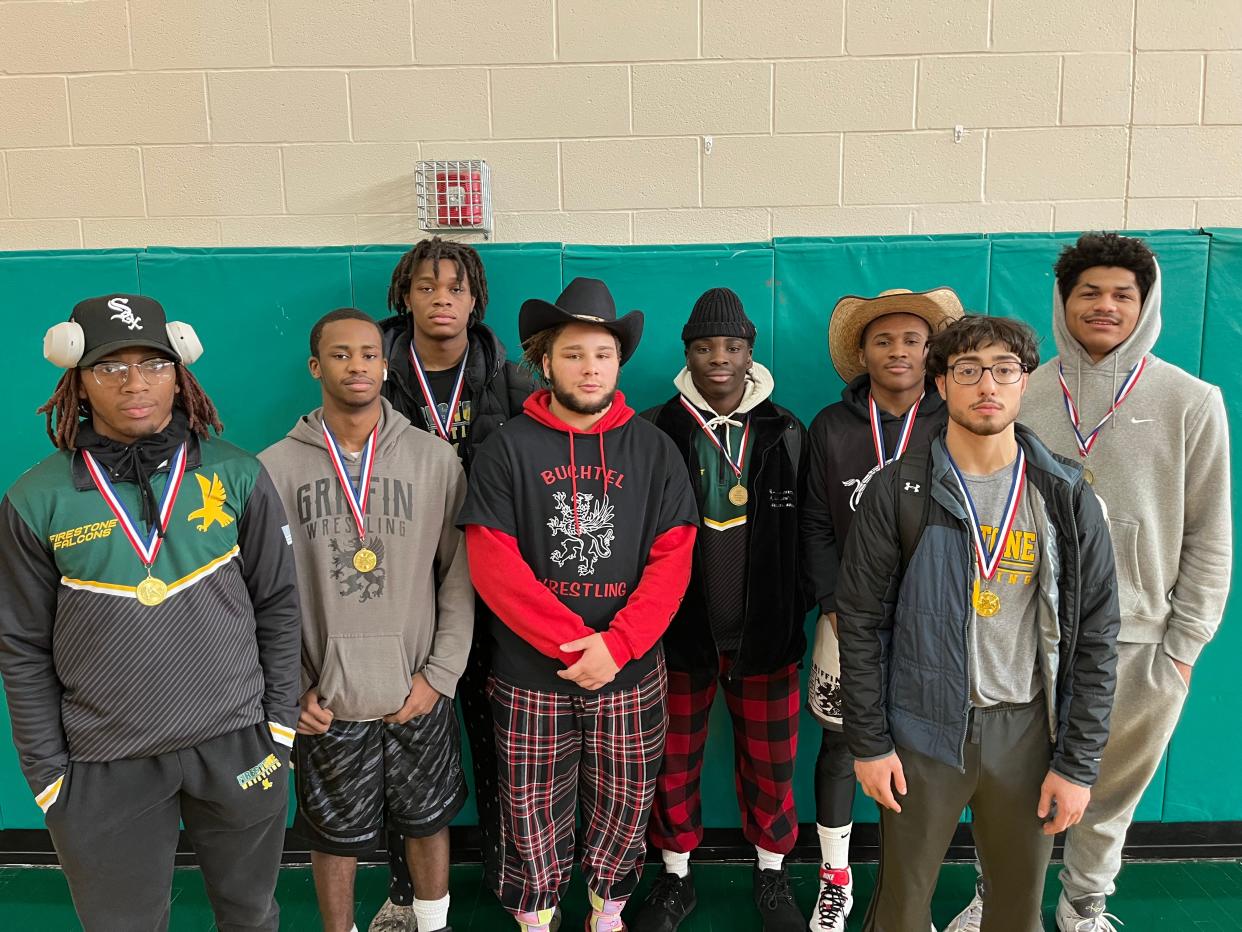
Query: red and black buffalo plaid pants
[[647, 657, 800, 855], [488, 660, 668, 915]]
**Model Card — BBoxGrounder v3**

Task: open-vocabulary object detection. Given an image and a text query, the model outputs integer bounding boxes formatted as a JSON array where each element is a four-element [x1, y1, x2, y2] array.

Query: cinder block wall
[[1, 0, 1240, 249]]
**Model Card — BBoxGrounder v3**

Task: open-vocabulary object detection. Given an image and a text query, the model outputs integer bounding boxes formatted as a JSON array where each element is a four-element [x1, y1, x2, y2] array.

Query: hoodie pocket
[[317, 634, 413, 721], [1108, 517, 1143, 616]]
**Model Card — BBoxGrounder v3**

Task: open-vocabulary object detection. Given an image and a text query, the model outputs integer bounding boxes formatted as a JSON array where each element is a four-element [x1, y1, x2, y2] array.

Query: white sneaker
[[943, 881, 983, 932], [369, 898, 417, 932], [809, 865, 853, 931], [1056, 891, 1122, 932]]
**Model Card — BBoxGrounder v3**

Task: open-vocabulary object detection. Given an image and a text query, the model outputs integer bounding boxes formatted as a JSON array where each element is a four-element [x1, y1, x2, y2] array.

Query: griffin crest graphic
[[547, 491, 614, 577], [329, 537, 386, 602], [187, 473, 235, 531]]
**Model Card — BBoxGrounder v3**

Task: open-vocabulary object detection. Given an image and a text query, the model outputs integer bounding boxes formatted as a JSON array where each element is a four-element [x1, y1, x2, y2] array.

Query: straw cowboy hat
[[828, 287, 964, 382]]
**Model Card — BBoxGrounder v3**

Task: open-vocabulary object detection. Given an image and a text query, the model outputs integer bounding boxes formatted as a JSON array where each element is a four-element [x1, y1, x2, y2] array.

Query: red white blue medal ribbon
[[322, 421, 378, 542], [947, 447, 1026, 584], [82, 442, 188, 568], [679, 396, 749, 479], [1057, 357, 1147, 457], [869, 392, 923, 468], [409, 342, 468, 442]]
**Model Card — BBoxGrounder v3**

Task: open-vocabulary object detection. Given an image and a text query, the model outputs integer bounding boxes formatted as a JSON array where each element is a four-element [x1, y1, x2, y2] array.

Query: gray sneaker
[[369, 898, 417, 932], [1056, 892, 1122, 932], [943, 876, 984, 932]]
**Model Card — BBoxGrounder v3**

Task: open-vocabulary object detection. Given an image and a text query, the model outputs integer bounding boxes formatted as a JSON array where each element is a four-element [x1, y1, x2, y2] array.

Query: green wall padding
[[1164, 229, 1242, 822], [0, 231, 1239, 833]]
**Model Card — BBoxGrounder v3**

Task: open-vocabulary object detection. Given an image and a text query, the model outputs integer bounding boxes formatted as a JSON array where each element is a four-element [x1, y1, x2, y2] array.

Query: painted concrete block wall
[[1, 0, 1240, 249]]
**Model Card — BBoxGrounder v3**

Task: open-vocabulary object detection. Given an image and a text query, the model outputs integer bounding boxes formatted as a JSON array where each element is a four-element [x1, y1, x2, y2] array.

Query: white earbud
[[383, 368, 389, 381]]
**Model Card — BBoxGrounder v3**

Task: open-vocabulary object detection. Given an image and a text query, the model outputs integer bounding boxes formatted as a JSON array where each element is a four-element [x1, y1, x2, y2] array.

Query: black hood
[[839, 372, 945, 423]]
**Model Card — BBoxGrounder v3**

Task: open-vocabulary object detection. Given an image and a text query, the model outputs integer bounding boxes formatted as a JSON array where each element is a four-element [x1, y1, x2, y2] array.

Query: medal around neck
[[353, 547, 378, 573], [136, 575, 168, 606], [947, 447, 1026, 621], [680, 396, 751, 508], [82, 442, 188, 607], [322, 420, 380, 573]]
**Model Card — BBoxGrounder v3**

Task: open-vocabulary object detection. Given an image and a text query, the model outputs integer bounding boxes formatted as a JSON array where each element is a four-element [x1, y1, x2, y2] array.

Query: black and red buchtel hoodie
[[458, 389, 698, 695]]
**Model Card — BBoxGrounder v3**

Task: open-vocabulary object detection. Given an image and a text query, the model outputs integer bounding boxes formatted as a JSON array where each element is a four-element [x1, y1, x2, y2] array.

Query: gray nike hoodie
[[1020, 259, 1231, 664], [259, 398, 473, 720]]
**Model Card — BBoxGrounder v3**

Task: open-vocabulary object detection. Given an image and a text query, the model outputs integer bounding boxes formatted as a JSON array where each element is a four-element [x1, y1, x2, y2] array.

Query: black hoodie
[[379, 316, 533, 476], [803, 374, 948, 615]]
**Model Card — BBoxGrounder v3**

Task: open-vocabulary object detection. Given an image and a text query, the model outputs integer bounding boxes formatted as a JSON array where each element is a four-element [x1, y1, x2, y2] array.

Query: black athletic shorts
[[292, 695, 467, 856]]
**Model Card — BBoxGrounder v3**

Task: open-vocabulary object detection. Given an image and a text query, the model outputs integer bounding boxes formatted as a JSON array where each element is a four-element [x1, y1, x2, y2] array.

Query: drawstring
[[702, 411, 744, 463], [566, 429, 611, 536], [599, 433, 609, 497], [568, 428, 580, 536], [1110, 355, 1120, 432]]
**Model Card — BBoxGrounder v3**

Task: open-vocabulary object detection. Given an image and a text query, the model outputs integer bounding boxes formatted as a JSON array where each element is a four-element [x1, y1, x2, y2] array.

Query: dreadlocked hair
[[520, 324, 567, 384], [37, 365, 224, 451], [386, 237, 488, 323]]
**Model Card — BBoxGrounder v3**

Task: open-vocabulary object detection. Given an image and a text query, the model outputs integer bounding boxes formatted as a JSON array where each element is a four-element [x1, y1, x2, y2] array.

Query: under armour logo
[[903, 482, 921, 493], [107, 296, 143, 331]]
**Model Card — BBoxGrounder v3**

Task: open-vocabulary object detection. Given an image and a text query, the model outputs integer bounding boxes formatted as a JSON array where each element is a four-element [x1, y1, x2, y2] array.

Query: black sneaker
[[753, 865, 805, 932], [629, 871, 697, 932]]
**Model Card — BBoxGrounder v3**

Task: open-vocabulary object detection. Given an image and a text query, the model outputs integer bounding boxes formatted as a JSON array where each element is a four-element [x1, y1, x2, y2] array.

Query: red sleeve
[[465, 524, 595, 665], [601, 524, 697, 667]]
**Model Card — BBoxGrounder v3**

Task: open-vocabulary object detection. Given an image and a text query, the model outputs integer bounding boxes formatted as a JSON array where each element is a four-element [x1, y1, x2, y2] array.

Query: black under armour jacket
[[803, 374, 947, 617], [837, 424, 1120, 787]]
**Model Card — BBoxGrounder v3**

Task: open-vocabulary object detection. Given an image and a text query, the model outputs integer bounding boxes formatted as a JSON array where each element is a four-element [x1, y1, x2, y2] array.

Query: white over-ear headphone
[[43, 320, 204, 368]]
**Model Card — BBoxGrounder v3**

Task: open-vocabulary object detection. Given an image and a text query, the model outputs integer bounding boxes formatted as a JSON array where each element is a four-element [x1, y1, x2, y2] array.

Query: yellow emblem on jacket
[[188, 473, 235, 532]]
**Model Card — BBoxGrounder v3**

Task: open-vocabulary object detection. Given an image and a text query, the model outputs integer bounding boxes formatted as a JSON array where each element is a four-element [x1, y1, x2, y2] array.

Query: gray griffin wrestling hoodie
[[1020, 259, 1232, 664], [260, 398, 474, 720]]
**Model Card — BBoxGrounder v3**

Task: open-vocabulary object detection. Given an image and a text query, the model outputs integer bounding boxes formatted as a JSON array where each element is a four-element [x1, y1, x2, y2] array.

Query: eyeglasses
[[86, 358, 177, 387], [947, 361, 1028, 385]]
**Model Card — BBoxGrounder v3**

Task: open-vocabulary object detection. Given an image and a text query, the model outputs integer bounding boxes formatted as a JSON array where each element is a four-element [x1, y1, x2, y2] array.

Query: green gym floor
[[2, 860, 1241, 930]]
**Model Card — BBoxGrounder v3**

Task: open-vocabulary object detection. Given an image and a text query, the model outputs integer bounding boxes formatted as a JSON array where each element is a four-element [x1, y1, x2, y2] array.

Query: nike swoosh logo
[[1130, 417, 1154, 424]]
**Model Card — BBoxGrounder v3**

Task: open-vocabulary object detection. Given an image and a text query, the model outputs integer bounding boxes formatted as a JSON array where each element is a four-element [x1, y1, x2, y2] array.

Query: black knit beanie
[[681, 287, 757, 344]]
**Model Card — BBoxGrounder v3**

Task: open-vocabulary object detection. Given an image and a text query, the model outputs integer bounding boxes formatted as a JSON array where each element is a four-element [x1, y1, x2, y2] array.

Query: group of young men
[[0, 230, 1229, 932]]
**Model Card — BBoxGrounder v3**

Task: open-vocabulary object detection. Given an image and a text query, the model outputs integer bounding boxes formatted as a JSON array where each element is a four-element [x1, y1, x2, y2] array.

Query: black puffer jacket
[[646, 395, 812, 676], [837, 424, 1120, 787], [379, 317, 533, 475]]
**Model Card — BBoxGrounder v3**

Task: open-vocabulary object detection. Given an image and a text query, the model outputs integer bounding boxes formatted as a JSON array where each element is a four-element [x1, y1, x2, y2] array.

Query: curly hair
[[1054, 231, 1157, 304], [927, 314, 1040, 379], [386, 237, 488, 324], [37, 365, 223, 451]]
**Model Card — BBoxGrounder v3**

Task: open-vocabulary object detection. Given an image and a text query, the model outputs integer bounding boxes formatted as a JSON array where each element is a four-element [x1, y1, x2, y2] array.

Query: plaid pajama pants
[[647, 657, 800, 856], [488, 660, 668, 915]]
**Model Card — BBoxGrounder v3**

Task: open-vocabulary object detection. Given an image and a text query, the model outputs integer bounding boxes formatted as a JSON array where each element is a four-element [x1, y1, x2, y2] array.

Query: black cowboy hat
[[518, 277, 644, 365]]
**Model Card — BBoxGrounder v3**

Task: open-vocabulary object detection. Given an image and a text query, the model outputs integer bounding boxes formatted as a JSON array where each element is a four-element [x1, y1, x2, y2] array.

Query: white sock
[[817, 822, 852, 871], [413, 893, 450, 931], [755, 845, 784, 872], [662, 849, 691, 878]]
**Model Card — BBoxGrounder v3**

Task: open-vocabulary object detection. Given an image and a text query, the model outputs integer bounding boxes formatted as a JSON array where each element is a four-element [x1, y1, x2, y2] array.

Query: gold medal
[[136, 575, 168, 606], [974, 588, 1001, 617], [1083, 466, 1095, 485], [353, 547, 377, 573], [728, 484, 749, 507]]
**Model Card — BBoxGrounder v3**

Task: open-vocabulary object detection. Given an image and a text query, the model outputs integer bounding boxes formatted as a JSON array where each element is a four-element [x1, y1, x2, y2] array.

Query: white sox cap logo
[[107, 296, 143, 331]]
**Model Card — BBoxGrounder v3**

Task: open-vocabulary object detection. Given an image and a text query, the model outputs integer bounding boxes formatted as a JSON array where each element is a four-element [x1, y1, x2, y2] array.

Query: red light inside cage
[[435, 170, 484, 226]]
